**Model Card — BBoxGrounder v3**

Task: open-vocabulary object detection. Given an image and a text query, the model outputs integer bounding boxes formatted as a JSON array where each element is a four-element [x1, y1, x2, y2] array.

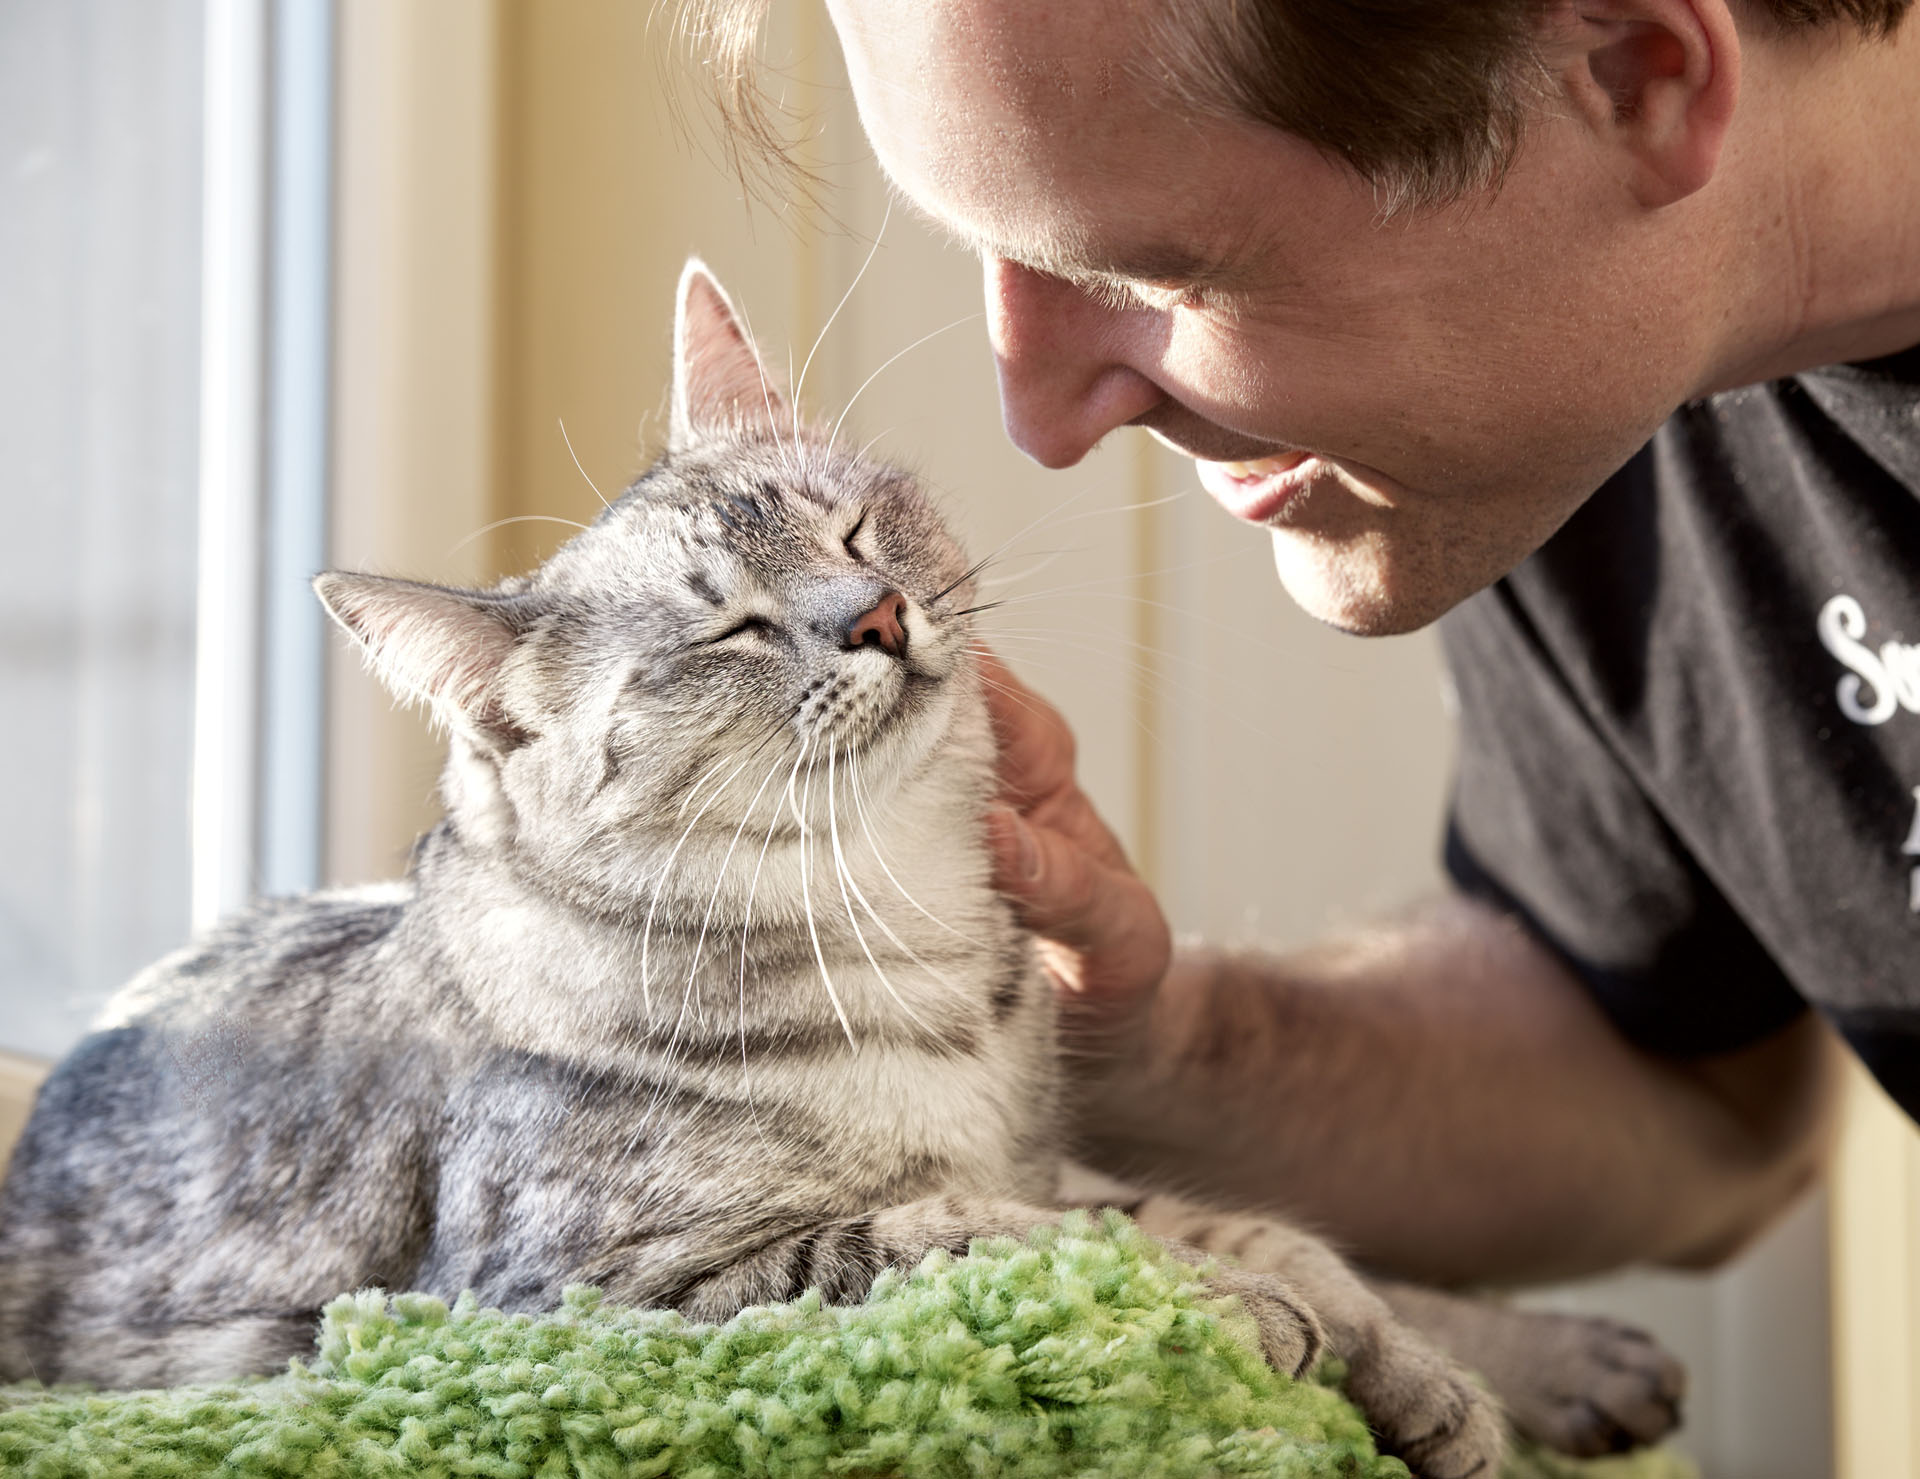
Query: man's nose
[[983, 255, 1166, 470]]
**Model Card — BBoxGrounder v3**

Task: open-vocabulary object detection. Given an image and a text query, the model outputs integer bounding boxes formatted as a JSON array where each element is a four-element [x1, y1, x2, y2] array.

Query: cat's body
[[0, 801, 1036, 1362], [0, 266, 1679, 1477]]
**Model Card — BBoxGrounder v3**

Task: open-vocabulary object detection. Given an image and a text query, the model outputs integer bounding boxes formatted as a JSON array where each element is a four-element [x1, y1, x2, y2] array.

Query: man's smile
[[1196, 453, 1321, 524]]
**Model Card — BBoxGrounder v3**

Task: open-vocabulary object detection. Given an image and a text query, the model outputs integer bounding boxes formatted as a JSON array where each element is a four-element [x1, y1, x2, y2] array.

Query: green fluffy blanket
[[0, 1213, 1694, 1478]]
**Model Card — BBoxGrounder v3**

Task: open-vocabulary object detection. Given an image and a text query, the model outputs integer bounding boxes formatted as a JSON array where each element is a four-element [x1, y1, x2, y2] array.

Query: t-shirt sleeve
[[1438, 582, 1807, 1058]]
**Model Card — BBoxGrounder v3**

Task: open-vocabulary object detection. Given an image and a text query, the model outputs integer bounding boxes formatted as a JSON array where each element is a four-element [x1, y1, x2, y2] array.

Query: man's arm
[[1072, 904, 1841, 1286], [979, 654, 1842, 1287]]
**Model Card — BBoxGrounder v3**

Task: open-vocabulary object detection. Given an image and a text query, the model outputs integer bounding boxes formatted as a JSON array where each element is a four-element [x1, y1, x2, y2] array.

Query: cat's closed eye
[[842, 512, 867, 562], [713, 614, 780, 643]]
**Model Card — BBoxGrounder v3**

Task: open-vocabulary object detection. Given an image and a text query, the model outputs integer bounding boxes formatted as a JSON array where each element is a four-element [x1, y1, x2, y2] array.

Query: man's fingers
[[1028, 779, 1134, 872], [984, 806, 1171, 1002], [976, 649, 1074, 802], [985, 804, 1044, 887], [977, 651, 1171, 1003]]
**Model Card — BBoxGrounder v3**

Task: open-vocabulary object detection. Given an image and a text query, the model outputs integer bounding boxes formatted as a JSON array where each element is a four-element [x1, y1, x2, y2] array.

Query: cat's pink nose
[[844, 590, 909, 657]]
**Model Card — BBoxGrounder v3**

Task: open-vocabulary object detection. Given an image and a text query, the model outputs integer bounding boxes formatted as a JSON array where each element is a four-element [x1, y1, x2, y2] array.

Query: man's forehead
[[848, 0, 1143, 105], [833, 0, 1158, 160], [834, 0, 1251, 284], [930, 4, 1131, 111]]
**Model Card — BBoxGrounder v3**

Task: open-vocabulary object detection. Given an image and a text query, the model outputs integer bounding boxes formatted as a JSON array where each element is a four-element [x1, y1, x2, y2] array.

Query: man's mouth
[[1196, 453, 1318, 524]]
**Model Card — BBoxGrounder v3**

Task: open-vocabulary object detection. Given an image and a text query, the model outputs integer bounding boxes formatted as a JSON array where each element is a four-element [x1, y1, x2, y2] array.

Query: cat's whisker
[[973, 624, 1282, 758], [927, 480, 1118, 607], [846, 746, 984, 948], [976, 549, 1079, 591], [979, 583, 1310, 717], [445, 514, 591, 559], [665, 734, 815, 1145], [973, 650, 1179, 756], [954, 548, 1246, 618], [642, 749, 757, 1010], [998, 581, 1309, 666], [557, 417, 613, 511], [968, 623, 1213, 745], [1036, 487, 1192, 529], [734, 301, 786, 462], [826, 744, 933, 1036], [984, 621, 1236, 682], [676, 750, 749, 823], [827, 311, 982, 454], [928, 552, 1005, 609], [796, 746, 858, 1051], [782, 736, 813, 834], [785, 343, 803, 465], [730, 701, 810, 777], [795, 200, 890, 451], [641, 744, 795, 1137], [966, 663, 1061, 731], [930, 485, 1194, 609], [683, 747, 794, 1005], [738, 733, 815, 1059], [830, 746, 962, 1000]]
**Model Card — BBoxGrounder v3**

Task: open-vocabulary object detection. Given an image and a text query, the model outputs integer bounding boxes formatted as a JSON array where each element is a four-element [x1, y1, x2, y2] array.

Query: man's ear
[[315, 572, 531, 749], [670, 258, 788, 450], [1557, 0, 1740, 207]]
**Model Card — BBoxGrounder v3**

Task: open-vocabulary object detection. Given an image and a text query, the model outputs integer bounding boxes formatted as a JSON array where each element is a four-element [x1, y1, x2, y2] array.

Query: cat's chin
[[820, 668, 968, 786], [801, 640, 965, 750]]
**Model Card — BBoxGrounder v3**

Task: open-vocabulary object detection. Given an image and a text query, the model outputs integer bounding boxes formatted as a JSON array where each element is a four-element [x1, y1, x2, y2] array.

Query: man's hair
[[1154, 0, 1913, 212], [677, 0, 1913, 215]]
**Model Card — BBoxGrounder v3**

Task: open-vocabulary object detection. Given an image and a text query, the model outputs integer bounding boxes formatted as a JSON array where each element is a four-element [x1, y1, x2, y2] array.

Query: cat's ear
[[315, 572, 528, 747], [670, 258, 787, 449]]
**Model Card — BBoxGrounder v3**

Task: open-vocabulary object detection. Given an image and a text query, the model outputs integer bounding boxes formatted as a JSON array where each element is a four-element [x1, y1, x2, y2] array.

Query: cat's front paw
[[1205, 1264, 1326, 1379], [1376, 1365, 1507, 1479], [1343, 1331, 1507, 1479], [1497, 1311, 1685, 1457]]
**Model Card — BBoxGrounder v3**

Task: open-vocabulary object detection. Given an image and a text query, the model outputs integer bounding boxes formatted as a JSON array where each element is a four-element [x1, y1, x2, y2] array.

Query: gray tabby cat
[[0, 264, 1679, 1478]]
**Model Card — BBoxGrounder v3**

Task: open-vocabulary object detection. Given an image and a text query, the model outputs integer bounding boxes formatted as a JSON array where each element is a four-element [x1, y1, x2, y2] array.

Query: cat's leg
[[655, 1192, 1325, 1384], [1125, 1194, 1506, 1479], [1371, 1279, 1684, 1458], [5, 1313, 322, 1389]]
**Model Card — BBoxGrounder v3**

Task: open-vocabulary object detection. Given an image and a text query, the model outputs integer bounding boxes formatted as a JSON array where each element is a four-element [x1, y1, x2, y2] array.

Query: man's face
[[826, 0, 1724, 634]]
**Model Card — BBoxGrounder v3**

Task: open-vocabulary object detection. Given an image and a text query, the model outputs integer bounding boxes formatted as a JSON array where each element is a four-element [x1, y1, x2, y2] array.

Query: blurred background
[[2, 2, 1916, 1471]]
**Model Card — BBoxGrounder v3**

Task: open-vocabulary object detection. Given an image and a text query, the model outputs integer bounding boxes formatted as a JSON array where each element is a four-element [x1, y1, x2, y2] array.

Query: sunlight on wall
[[1832, 1063, 1920, 1479]]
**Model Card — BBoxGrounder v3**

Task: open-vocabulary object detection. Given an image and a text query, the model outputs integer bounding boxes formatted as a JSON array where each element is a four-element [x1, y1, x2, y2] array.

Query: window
[[0, 0, 332, 1058], [0, 2, 205, 1057]]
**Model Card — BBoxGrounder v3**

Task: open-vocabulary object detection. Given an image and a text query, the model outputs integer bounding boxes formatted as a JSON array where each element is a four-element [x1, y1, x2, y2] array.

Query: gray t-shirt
[[1442, 345, 1920, 1119]]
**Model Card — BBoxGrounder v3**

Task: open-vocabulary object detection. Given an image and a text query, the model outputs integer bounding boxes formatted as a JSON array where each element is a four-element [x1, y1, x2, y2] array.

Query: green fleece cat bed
[[0, 1213, 1692, 1479]]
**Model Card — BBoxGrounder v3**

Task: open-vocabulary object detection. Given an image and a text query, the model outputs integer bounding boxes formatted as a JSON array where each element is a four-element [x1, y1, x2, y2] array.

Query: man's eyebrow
[[1078, 243, 1225, 284], [883, 184, 1235, 288]]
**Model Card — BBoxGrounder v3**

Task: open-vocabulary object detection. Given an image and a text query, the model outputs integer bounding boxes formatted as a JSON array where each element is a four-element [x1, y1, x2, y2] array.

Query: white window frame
[[194, 0, 334, 926]]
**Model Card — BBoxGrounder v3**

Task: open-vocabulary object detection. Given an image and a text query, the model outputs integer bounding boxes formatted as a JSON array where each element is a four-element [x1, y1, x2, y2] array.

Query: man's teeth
[[1216, 455, 1299, 478]]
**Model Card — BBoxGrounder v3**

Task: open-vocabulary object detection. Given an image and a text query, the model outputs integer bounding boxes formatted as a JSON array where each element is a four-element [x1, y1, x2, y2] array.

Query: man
[[690, 0, 1918, 1289]]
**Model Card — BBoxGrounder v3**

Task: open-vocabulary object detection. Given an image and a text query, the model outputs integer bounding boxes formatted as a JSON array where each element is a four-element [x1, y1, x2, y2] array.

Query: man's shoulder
[[1441, 346, 1920, 1117], [1483, 346, 1920, 651]]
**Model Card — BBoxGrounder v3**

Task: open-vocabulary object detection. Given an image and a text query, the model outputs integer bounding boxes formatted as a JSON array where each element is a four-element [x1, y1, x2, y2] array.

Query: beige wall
[[327, 0, 502, 884], [1833, 1065, 1920, 1476], [489, 1, 817, 580]]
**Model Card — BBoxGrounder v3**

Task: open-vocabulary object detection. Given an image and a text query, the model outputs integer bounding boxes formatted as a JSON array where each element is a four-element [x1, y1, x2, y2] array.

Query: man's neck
[[1706, 15, 1920, 390]]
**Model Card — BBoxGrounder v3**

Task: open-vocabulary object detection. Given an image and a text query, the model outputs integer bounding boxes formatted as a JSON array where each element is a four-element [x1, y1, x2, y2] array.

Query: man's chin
[[1268, 528, 1465, 637]]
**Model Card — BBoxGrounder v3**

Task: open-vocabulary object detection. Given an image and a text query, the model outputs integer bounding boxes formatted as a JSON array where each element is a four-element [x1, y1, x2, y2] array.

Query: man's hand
[[975, 650, 1171, 1007]]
